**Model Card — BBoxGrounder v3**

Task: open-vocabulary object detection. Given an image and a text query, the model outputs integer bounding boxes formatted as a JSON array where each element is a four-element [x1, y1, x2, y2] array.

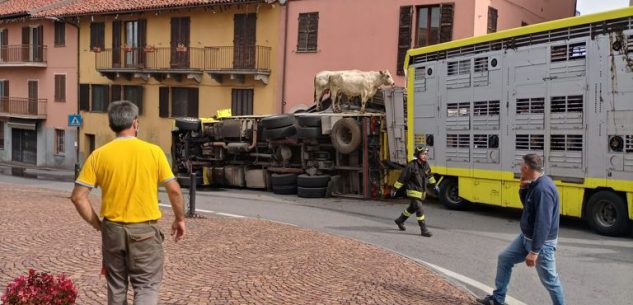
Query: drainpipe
[[280, 1, 289, 114], [46, 16, 80, 178]]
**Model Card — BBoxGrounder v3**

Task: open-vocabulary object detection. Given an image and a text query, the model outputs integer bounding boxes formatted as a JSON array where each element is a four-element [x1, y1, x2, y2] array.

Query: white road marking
[[415, 259, 528, 305], [159, 204, 244, 218]]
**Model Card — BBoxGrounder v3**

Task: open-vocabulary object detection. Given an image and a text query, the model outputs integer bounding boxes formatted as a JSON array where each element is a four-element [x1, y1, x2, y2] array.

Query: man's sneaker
[[477, 295, 505, 305]]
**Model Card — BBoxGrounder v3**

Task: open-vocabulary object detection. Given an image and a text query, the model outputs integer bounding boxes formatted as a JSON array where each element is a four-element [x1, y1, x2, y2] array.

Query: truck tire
[[271, 173, 298, 186], [264, 125, 296, 140], [273, 184, 297, 195], [175, 117, 201, 131], [586, 191, 631, 236], [331, 118, 361, 154], [296, 127, 321, 139], [439, 178, 468, 210], [262, 114, 295, 129], [297, 116, 321, 128], [298, 186, 327, 198], [297, 174, 330, 188]]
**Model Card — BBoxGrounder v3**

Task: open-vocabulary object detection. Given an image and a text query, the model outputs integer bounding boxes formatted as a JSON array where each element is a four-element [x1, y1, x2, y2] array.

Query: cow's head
[[380, 70, 395, 86]]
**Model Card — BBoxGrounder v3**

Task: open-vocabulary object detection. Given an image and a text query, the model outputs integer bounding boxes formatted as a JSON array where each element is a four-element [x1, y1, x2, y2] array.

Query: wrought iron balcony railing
[[95, 45, 271, 72], [0, 97, 47, 118], [204, 45, 271, 72], [95, 47, 205, 71], [0, 45, 47, 66]]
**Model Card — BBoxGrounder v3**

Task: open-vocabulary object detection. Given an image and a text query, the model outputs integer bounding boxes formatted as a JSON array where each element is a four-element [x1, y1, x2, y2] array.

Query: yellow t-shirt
[[75, 137, 175, 223]]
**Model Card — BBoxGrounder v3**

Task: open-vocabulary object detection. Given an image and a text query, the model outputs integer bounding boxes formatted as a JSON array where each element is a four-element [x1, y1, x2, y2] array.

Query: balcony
[[205, 45, 271, 84], [95, 47, 205, 82], [0, 97, 47, 119], [0, 45, 47, 67], [94, 45, 272, 84]]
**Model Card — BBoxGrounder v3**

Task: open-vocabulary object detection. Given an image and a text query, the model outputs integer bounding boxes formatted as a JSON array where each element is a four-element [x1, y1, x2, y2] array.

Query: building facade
[[0, 1, 79, 169], [280, 0, 577, 113], [38, 0, 283, 162]]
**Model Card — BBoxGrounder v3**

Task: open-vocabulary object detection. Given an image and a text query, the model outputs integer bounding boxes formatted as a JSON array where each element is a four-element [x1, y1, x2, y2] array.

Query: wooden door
[[233, 14, 256, 69]]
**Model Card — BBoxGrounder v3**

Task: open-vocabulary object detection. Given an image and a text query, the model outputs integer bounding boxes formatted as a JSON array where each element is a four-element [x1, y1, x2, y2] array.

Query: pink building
[[0, 0, 78, 169], [279, 0, 577, 113]]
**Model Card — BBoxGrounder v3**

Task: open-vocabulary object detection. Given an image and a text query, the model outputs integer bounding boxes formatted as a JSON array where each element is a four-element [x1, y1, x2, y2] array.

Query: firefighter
[[391, 145, 438, 237]]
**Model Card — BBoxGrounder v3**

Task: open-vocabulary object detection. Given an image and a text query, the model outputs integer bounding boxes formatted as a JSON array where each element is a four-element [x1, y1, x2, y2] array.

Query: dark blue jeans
[[492, 234, 565, 305]]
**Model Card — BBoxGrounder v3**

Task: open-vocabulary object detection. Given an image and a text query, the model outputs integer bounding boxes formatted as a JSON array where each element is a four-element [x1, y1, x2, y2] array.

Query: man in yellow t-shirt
[[71, 101, 185, 305]]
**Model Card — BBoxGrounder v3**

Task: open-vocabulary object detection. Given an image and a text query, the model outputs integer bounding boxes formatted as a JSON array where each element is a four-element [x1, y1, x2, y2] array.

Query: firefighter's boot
[[394, 214, 408, 231], [418, 220, 432, 237]]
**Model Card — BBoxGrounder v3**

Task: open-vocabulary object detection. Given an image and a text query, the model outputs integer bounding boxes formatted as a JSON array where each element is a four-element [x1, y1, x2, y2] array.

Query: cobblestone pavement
[[0, 183, 476, 305]]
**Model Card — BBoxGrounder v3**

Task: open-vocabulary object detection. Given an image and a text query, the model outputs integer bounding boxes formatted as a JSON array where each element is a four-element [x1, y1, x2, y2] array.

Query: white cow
[[314, 70, 361, 111], [328, 70, 395, 113]]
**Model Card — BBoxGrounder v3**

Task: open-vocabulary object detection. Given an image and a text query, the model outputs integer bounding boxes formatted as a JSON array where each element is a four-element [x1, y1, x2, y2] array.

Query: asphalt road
[[2, 174, 632, 305]]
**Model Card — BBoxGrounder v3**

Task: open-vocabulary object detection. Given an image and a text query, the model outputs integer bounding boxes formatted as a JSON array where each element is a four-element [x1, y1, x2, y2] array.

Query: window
[[297, 12, 319, 52], [54, 21, 65, 47], [54, 75, 65, 102], [487, 7, 498, 33], [516, 134, 544, 150], [447, 102, 470, 117], [415, 4, 453, 47], [55, 129, 65, 154], [90, 22, 105, 51], [160, 87, 198, 118], [397, 6, 413, 75], [551, 95, 583, 113], [551, 134, 583, 151], [551, 42, 586, 62], [124, 86, 144, 115], [474, 101, 500, 116], [0, 121, 4, 150], [516, 97, 544, 114], [474, 57, 488, 73], [474, 134, 499, 149], [447, 134, 470, 148], [232, 89, 254, 115], [79, 84, 90, 111], [0, 80, 8, 100], [91, 85, 109, 112], [0, 29, 7, 62], [447, 60, 470, 76]]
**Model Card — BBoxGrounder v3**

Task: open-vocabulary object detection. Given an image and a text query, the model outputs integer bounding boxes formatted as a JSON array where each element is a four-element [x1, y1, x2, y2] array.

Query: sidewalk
[[0, 182, 476, 305], [0, 161, 75, 182]]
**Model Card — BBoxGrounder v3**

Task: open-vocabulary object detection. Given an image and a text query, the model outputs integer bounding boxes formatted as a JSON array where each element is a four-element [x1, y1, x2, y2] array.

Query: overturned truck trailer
[[171, 88, 407, 199]]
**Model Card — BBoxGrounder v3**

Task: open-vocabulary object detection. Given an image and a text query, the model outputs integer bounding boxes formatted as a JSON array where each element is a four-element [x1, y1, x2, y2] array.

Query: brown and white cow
[[328, 70, 395, 113], [313, 70, 360, 111]]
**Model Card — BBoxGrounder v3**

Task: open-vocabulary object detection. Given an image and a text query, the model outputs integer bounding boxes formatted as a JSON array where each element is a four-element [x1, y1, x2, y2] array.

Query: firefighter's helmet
[[414, 145, 429, 157]]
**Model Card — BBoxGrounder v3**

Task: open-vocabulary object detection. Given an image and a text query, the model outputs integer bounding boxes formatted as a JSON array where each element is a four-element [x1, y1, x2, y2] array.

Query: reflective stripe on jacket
[[394, 160, 436, 199]]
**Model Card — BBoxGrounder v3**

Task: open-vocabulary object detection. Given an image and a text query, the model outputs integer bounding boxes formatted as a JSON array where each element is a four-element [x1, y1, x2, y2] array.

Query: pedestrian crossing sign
[[68, 114, 82, 127]]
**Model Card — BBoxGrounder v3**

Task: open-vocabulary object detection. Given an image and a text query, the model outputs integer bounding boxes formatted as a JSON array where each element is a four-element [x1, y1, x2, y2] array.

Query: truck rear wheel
[[331, 118, 361, 154], [175, 117, 201, 131], [262, 114, 295, 129], [439, 178, 468, 210], [587, 191, 631, 236]]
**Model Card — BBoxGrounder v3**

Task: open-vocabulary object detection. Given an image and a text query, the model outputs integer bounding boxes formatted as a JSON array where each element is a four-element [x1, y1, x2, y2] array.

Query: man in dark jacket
[[392, 145, 438, 237], [478, 154, 565, 305]]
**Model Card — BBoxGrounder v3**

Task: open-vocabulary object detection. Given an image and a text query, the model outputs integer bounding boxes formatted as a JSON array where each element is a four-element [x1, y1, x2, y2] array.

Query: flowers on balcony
[[176, 43, 188, 52], [123, 44, 134, 53], [92, 46, 102, 53], [143, 45, 156, 53]]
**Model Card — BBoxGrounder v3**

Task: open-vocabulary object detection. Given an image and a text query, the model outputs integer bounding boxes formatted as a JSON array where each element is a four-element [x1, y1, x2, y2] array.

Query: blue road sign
[[68, 114, 82, 127]]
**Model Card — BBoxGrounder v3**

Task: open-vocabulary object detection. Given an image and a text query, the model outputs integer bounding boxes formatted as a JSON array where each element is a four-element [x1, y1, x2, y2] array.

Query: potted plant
[[92, 46, 102, 53], [123, 44, 133, 53], [2, 269, 78, 305], [176, 43, 187, 52], [143, 45, 156, 53]]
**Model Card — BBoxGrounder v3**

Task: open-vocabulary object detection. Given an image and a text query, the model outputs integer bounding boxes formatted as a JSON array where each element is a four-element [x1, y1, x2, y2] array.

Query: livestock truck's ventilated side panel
[[406, 8, 633, 236]]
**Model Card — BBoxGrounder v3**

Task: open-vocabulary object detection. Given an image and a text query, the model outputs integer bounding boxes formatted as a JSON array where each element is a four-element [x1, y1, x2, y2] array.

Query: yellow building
[[37, 0, 283, 161]]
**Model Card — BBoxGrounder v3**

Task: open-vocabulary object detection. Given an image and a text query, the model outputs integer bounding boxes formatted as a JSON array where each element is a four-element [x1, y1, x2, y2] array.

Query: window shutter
[[137, 86, 144, 115], [487, 7, 498, 33], [439, 4, 454, 43], [54, 75, 65, 102], [112, 21, 121, 67], [138, 20, 147, 66], [3, 80, 8, 97], [159, 87, 169, 118], [111, 84, 121, 103], [91, 22, 104, 50], [397, 6, 413, 76], [308, 13, 318, 51], [1, 29, 7, 60], [21, 27, 29, 61], [79, 84, 90, 111], [297, 14, 307, 51], [188, 88, 199, 117]]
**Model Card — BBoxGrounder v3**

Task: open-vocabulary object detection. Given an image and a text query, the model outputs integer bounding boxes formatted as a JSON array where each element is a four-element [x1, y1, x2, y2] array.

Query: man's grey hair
[[522, 153, 544, 173], [108, 101, 138, 133]]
